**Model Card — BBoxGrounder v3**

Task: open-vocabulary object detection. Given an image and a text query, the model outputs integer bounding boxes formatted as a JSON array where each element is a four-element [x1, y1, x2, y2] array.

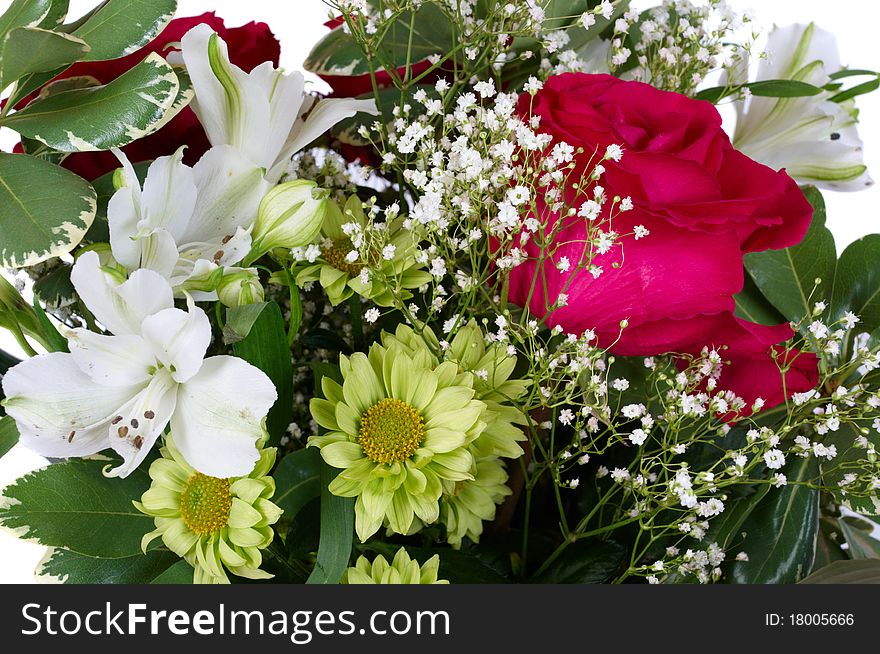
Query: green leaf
[[305, 3, 453, 79], [813, 516, 847, 570], [0, 457, 154, 558], [838, 515, 880, 559], [38, 548, 188, 583], [32, 293, 67, 352], [0, 152, 96, 268], [69, 0, 175, 62], [0, 0, 53, 41], [696, 79, 824, 103], [2, 52, 180, 152], [231, 301, 293, 444], [734, 271, 787, 326], [800, 559, 880, 583], [150, 559, 193, 583], [744, 186, 835, 324], [727, 456, 820, 583], [829, 77, 880, 103], [831, 234, 880, 334], [531, 539, 625, 583], [829, 68, 878, 80], [306, 461, 354, 584], [273, 448, 322, 525], [0, 26, 89, 90], [822, 422, 880, 515], [38, 0, 68, 28], [0, 415, 20, 459], [32, 262, 74, 308], [331, 84, 429, 146]]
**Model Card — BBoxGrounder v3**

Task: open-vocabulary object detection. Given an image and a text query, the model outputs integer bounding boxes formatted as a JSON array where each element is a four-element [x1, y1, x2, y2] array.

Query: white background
[[0, 0, 878, 583]]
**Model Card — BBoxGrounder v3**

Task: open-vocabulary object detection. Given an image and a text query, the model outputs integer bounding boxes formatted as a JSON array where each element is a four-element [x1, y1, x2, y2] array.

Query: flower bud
[[247, 180, 328, 263], [217, 268, 264, 307]]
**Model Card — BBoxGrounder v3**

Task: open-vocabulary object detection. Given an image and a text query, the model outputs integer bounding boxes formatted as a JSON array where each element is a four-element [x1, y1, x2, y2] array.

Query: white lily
[[732, 23, 872, 191], [108, 144, 270, 298], [1, 251, 277, 479], [178, 23, 378, 182]]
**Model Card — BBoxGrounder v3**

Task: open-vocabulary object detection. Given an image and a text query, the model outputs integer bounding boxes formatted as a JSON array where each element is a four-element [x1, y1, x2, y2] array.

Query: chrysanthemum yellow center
[[179, 473, 232, 535], [323, 237, 364, 276], [358, 398, 426, 464]]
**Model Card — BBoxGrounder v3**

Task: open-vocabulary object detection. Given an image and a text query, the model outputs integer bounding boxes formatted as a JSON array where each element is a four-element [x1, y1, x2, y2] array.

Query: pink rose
[[508, 73, 818, 414]]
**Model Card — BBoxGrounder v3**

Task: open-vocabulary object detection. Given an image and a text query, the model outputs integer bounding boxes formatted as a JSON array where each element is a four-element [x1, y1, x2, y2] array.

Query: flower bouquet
[[0, 0, 879, 586]]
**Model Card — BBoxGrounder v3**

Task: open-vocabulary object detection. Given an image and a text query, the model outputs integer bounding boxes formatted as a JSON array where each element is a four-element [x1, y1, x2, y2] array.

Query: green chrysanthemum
[[295, 195, 431, 306], [342, 548, 448, 584], [135, 436, 282, 584], [381, 321, 529, 546], [308, 337, 485, 541]]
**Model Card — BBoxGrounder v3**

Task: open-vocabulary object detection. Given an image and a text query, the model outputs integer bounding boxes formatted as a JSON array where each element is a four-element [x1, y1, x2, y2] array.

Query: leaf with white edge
[[37, 547, 188, 583], [0, 152, 96, 268], [0, 416, 19, 459], [0, 457, 154, 558], [0, 26, 89, 92], [838, 515, 880, 559], [69, 0, 176, 62], [2, 52, 180, 152], [0, 0, 52, 41], [38, 0, 68, 28]]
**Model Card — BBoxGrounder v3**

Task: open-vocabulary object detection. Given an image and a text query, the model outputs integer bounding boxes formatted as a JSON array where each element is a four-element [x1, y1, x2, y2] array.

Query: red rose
[[508, 73, 817, 414], [16, 13, 280, 180]]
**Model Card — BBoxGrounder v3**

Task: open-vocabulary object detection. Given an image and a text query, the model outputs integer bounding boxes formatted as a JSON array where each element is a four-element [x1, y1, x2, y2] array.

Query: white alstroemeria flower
[[178, 23, 378, 182], [1, 252, 276, 479], [732, 23, 872, 191], [108, 145, 270, 297]]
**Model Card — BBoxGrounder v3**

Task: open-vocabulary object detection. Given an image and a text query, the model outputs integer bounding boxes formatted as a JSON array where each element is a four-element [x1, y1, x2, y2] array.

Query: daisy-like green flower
[[380, 321, 528, 546], [294, 195, 431, 306], [135, 435, 282, 584], [342, 548, 448, 584], [308, 336, 485, 541]]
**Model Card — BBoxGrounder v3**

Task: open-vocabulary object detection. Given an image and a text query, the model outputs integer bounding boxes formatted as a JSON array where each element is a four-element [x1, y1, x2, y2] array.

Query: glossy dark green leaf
[[32, 293, 67, 352], [305, 2, 452, 80], [831, 234, 880, 333], [531, 539, 625, 583], [0, 0, 52, 41], [838, 515, 880, 559], [0, 152, 96, 268], [38, 0, 68, 28], [813, 516, 847, 570], [3, 53, 180, 152], [38, 548, 187, 584], [301, 327, 353, 354], [728, 456, 820, 583], [800, 559, 880, 584], [0, 457, 154, 557], [734, 270, 788, 326], [306, 461, 354, 584], [32, 262, 74, 308], [231, 301, 293, 444], [744, 186, 835, 324], [0, 415, 20, 459], [273, 448, 322, 525], [69, 0, 175, 62]]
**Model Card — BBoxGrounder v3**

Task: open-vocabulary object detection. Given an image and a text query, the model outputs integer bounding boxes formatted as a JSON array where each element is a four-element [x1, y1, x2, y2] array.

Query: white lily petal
[[2, 353, 142, 458], [67, 330, 156, 387], [249, 61, 306, 166], [273, 97, 378, 181], [107, 180, 143, 271], [140, 147, 198, 239], [171, 355, 277, 478], [106, 370, 178, 478], [181, 25, 274, 168], [215, 226, 252, 267], [71, 252, 174, 336], [140, 298, 211, 384], [183, 145, 269, 247]]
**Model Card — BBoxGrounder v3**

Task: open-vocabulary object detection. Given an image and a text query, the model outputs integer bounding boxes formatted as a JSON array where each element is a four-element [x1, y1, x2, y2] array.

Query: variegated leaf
[[68, 0, 176, 62], [1, 52, 180, 152], [0, 26, 89, 91], [0, 0, 53, 41], [0, 152, 96, 268]]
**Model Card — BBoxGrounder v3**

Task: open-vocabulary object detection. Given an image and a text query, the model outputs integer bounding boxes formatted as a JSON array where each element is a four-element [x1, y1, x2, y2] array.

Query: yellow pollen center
[[323, 237, 364, 276], [179, 473, 232, 535], [358, 398, 426, 464]]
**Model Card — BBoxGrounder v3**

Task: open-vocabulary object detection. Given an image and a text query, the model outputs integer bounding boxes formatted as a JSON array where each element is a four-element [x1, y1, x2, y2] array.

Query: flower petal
[[140, 298, 211, 383], [2, 352, 140, 458], [71, 251, 174, 336], [171, 355, 277, 478], [67, 330, 156, 387]]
